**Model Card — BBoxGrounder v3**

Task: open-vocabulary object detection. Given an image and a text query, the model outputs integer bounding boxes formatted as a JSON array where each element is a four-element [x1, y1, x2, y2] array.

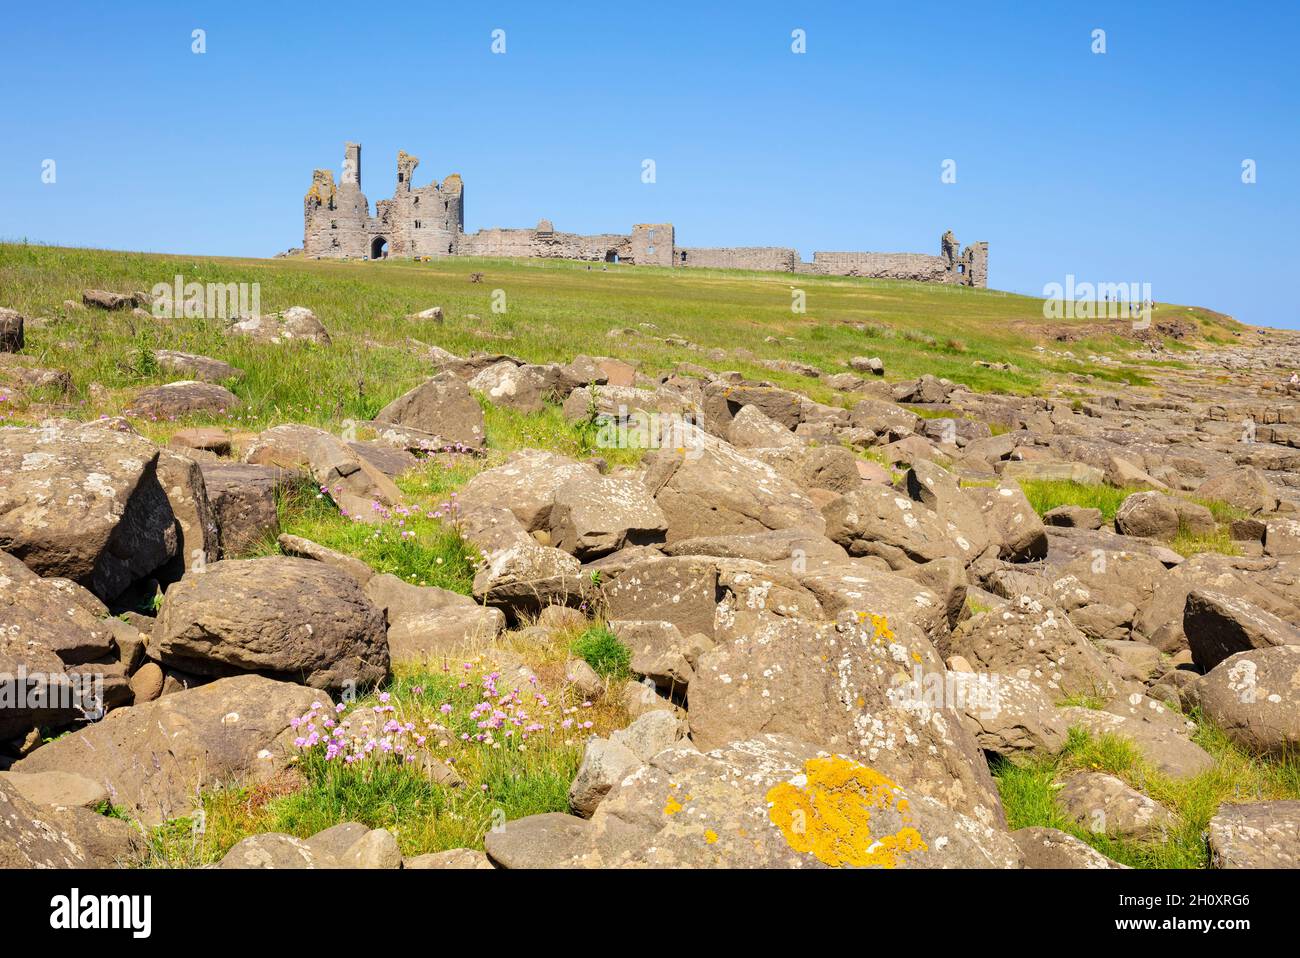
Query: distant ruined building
[[301, 143, 988, 287]]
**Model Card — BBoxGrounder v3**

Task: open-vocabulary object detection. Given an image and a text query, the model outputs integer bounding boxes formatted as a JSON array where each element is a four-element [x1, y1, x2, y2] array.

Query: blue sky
[[2, 1, 1297, 327]]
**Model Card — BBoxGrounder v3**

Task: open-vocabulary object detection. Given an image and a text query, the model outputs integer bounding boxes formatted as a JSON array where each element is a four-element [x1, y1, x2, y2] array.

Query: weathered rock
[[200, 462, 284, 557], [129, 381, 239, 420], [337, 828, 403, 868], [457, 450, 599, 531], [128, 662, 165, 704], [568, 737, 640, 817], [604, 557, 719, 639], [689, 615, 1004, 825], [589, 736, 1022, 868], [565, 658, 604, 699], [0, 307, 24, 352], [641, 427, 823, 543], [218, 833, 326, 869], [1012, 827, 1127, 869], [1183, 588, 1300, 672], [406, 848, 494, 869], [1057, 772, 1174, 841], [244, 423, 402, 522], [364, 572, 504, 661], [228, 306, 330, 345], [0, 777, 93, 867], [1059, 698, 1214, 779], [1207, 800, 1300, 868], [0, 423, 188, 600], [82, 289, 136, 311], [276, 532, 375, 585], [1115, 491, 1213, 540], [951, 672, 1068, 757], [484, 812, 595, 868], [1043, 505, 1103, 530], [548, 474, 668, 559], [468, 360, 553, 413], [966, 481, 1047, 561], [727, 404, 801, 449], [372, 372, 485, 449], [0, 550, 118, 665], [13, 675, 326, 824], [460, 505, 586, 612], [302, 821, 369, 861], [153, 350, 244, 383], [948, 595, 1119, 700], [0, 770, 109, 809], [1195, 467, 1277, 516], [822, 484, 966, 569], [152, 556, 389, 692], [1192, 646, 1300, 757]]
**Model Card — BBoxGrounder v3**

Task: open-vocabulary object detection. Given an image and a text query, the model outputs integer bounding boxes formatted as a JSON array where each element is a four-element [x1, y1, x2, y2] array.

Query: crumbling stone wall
[[302, 142, 988, 286], [675, 247, 800, 271]]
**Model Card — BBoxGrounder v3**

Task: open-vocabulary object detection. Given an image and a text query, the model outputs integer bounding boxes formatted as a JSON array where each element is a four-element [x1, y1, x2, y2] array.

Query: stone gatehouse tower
[[301, 141, 989, 287], [304, 143, 464, 260]]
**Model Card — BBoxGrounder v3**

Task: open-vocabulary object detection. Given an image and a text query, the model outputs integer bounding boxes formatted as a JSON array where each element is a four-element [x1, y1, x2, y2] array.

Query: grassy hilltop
[[0, 241, 1244, 437]]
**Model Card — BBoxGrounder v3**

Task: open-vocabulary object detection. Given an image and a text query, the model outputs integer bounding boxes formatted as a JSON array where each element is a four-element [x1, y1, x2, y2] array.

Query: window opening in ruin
[[371, 237, 389, 259], [415, 221, 421, 229], [681, 251, 687, 262], [605, 251, 619, 263]]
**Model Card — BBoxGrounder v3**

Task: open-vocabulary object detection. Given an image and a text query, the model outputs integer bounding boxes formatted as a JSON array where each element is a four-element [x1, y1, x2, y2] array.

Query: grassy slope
[[4, 242, 1278, 868]]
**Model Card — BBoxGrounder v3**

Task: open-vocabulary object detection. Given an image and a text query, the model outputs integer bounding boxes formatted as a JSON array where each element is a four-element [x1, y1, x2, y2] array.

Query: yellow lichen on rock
[[766, 756, 927, 868]]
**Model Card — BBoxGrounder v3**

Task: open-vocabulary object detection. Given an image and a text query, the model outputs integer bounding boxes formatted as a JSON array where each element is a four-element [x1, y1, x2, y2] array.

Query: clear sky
[[2, 1, 1297, 327]]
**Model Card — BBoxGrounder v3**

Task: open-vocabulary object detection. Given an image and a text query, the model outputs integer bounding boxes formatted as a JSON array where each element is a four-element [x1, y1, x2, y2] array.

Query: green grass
[[252, 473, 479, 593], [570, 625, 631, 680], [994, 720, 1300, 869], [1017, 479, 1138, 522]]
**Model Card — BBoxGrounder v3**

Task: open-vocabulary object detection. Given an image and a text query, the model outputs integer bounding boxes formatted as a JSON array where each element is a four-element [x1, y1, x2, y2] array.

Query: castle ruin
[[302, 143, 988, 286]]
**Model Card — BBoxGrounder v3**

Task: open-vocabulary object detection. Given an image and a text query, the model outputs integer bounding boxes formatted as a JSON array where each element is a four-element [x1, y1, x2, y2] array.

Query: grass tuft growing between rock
[[570, 625, 631, 680], [994, 719, 1300, 869]]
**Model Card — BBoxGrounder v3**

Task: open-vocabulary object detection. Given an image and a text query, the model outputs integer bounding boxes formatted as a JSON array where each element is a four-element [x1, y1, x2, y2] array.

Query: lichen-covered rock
[[1012, 827, 1127, 869], [966, 481, 1047, 561], [1208, 800, 1300, 868], [227, 306, 331, 345], [1191, 646, 1300, 757], [548, 473, 668, 559], [218, 833, 326, 869], [822, 484, 967, 569], [200, 462, 284, 557], [588, 736, 1022, 868], [468, 360, 552, 414], [603, 557, 720, 639], [152, 556, 389, 692], [364, 572, 504, 661], [459, 505, 586, 612], [688, 614, 1005, 825], [948, 595, 1119, 700], [1057, 772, 1175, 841]]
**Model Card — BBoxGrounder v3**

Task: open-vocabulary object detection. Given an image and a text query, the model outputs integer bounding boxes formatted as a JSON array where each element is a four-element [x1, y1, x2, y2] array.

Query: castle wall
[[674, 246, 799, 271], [302, 142, 988, 287], [811, 252, 950, 282]]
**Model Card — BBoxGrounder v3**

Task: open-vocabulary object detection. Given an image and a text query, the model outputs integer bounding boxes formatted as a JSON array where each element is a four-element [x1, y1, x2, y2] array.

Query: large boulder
[[0, 422, 199, 600], [1057, 772, 1174, 841], [1192, 646, 1300, 757], [688, 614, 1005, 825], [0, 307, 24, 352], [459, 505, 586, 613], [905, 459, 993, 559], [0, 778, 94, 867], [457, 450, 599, 531], [468, 360, 553, 414], [152, 557, 390, 692], [1012, 827, 1126, 869], [0, 550, 117, 666], [603, 557, 720, 640], [1183, 589, 1300, 672], [372, 372, 485, 449], [153, 350, 244, 383], [13, 675, 325, 824], [363, 573, 504, 661], [1195, 467, 1278, 516]]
